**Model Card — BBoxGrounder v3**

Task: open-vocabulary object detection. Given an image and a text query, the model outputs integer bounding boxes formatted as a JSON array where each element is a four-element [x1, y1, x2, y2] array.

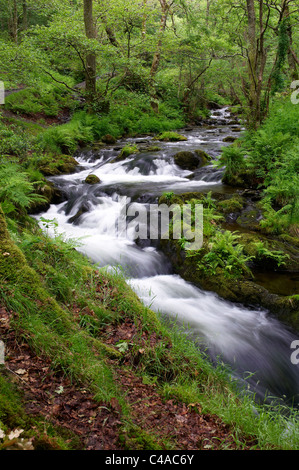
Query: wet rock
[[38, 155, 79, 176], [173, 150, 209, 171], [29, 182, 63, 214], [67, 204, 89, 224], [194, 149, 211, 163], [85, 174, 101, 185], [173, 151, 200, 170], [223, 136, 237, 143], [236, 206, 262, 230], [102, 134, 117, 145]]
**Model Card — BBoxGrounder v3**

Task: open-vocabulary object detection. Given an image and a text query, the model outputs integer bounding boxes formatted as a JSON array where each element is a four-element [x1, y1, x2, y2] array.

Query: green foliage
[[0, 163, 46, 216], [224, 97, 299, 233], [5, 81, 74, 118], [252, 241, 289, 267], [217, 145, 246, 178], [0, 118, 34, 158], [197, 230, 253, 278]]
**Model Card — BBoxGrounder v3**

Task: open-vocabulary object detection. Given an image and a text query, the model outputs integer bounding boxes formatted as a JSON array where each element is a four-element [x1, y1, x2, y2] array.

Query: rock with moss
[[217, 195, 245, 215], [101, 134, 117, 145], [155, 131, 187, 142], [29, 181, 63, 214], [173, 151, 200, 170], [194, 149, 211, 163], [37, 155, 79, 176], [173, 150, 210, 171], [222, 168, 262, 189], [85, 174, 101, 185], [223, 136, 237, 143], [112, 145, 139, 163]]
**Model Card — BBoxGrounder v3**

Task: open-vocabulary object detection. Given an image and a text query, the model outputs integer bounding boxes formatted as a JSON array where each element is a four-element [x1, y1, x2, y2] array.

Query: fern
[[0, 163, 46, 215]]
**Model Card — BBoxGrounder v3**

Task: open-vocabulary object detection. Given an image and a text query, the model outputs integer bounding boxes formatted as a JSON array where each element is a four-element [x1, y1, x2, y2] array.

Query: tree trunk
[[22, 0, 28, 31], [284, 5, 298, 81], [246, 0, 264, 129], [9, 0, 18, 44], [149, 0, 170, 112], [83, 0, 97, 107]]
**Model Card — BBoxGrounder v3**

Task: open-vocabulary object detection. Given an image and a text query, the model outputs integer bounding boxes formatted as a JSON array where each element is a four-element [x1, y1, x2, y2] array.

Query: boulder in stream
[[173, 150, 210, 170], [85, 174, 101, 185]]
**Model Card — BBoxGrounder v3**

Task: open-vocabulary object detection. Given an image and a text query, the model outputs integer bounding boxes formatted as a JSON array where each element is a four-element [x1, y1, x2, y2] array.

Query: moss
[[118, 425, 165, 450], [217, 195, 245, 214], [236, 208, 261, 230], [29, 181, 62, 214], [85, 174, 101, 185], [173, 151, 200, 170], [146, 146, 161, 152], [223, 136, 237, 143], [155, 131, 187, 142], [37, 154, 78, 176], [0, 372, 27, 430], [194, 149, 211, 163], [112, 145, 139, 162]]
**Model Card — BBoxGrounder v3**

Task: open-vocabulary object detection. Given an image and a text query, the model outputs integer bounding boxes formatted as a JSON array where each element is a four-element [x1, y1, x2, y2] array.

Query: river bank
[[31, 107, 299, 408]]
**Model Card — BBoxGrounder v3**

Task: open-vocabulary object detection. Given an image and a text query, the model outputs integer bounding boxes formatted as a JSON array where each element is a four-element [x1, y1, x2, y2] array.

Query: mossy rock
[[101, 134, 117, 145], [236, 207, 262, 230], [92, 142, 105, 150], [222, 168, 262, 189], [155, 132, 187, 142], [173, 151, 200, 170], [112, 145, 139, 163], [217, 195, 245, 214], [145, 146, 161, 153], [29, 182, 63, 214], [85, 174, 101, 185], [237, 232, 299, 272], [194, 149, 211, 163], [67, 204, 89, 224], [223, 136, 237, 143], [38, 155, 79, 176]]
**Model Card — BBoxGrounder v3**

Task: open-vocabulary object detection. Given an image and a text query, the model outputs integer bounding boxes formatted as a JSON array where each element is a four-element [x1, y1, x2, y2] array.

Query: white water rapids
[[35, 108, 299, 405]]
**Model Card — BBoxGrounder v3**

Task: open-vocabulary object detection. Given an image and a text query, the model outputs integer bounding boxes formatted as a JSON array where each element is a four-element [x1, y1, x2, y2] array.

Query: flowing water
[[35, 107, 299, 406]]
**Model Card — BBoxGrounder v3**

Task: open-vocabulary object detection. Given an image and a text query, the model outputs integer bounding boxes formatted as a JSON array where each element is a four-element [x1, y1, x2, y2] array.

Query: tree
[[83, 0, 97, 106], [149, 0, 174, 112]]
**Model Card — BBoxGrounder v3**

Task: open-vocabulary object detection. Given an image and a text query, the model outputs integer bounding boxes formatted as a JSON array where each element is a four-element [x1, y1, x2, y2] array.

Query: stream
[[35, 107, 299, 407]]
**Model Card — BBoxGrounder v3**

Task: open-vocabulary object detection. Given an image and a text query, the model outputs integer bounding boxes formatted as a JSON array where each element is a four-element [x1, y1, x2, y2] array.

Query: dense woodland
[[0, 0, 299, 452]]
